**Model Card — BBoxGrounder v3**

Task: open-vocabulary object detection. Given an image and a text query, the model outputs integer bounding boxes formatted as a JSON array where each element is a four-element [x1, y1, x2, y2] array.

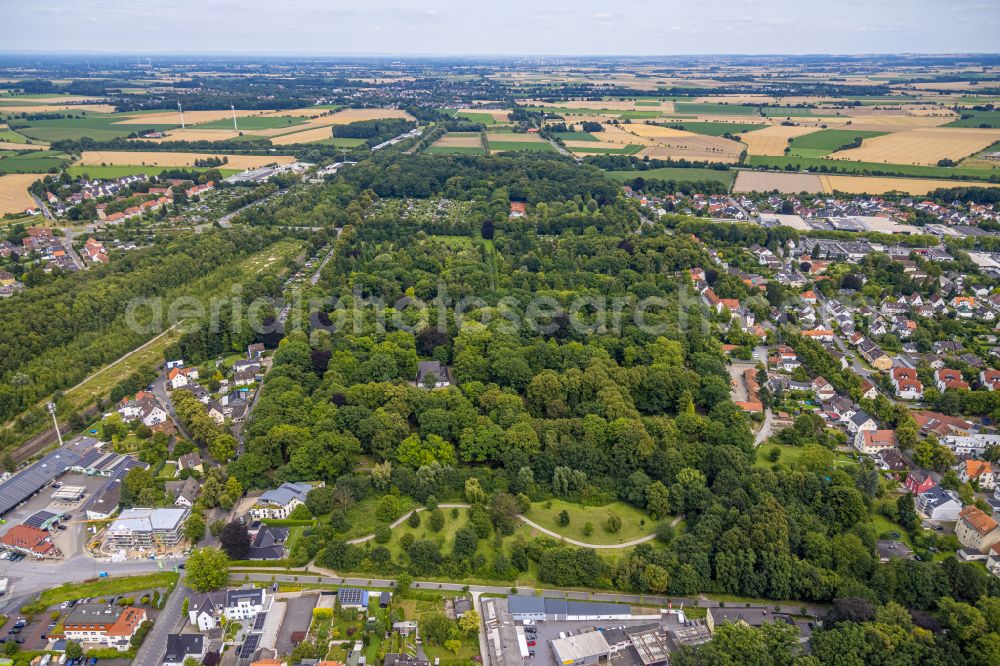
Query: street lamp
[[46, 402, 63, 447]]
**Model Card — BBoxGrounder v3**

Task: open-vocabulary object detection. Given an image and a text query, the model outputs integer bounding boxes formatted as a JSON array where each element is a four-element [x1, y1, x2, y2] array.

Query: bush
[[374, 525, 392, 544], [408, 511, 421, 528]]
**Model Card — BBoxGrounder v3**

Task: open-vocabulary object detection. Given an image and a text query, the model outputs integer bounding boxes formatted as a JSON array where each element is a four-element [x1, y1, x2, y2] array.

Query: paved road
[[133, 580, 188, 666], [234, 570, 825, 618], [755, 408, 775, 446]]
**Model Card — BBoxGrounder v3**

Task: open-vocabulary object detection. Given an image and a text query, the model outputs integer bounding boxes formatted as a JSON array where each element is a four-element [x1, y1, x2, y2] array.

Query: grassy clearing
[[745, 154, 1000, 181], [157, 462, 177, 479], [661, 121, 766, 136], [22, 572, 178, 614], [605, 166, 735, 186], [753, 444, 859, 470], [339, 495, 416, 540], [523, 499, 658, 545]]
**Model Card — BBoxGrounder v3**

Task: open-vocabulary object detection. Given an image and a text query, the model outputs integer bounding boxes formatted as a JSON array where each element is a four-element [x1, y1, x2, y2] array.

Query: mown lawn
[[523, 499, 658, 545]]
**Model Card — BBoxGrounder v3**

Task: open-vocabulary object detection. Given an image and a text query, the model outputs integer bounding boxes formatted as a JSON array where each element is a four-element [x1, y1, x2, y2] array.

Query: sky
[[3, 0, 998, 56]]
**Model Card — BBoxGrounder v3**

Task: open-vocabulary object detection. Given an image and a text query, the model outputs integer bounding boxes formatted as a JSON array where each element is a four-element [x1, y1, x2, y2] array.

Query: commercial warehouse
[[507, 596, 634, 622], [0, 437, 95, 516]]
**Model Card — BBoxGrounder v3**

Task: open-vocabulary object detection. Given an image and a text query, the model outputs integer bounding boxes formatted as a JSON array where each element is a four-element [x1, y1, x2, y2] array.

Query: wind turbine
[[178, 102, 185, 129], [231, 104, 239, 132]]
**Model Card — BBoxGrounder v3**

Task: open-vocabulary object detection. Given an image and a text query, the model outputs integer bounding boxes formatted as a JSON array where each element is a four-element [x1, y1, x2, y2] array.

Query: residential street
[[133, 581, 189, 666]]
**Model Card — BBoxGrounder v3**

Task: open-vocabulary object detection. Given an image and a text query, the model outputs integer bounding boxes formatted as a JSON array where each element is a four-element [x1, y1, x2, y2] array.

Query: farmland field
[[455, 110, 499, 125], [744, 154, 1000, 181], [661, 121, 766, 136], [428, 131, 485, 155], [945, 111, 1000, 128], [565, 143, 642, 155], [0, 172, 43, 214], [552, 131, 599, 141], [831, 127, 1000, 165], [66, 164, 240, 179], [190, 115, 308, 130], [78, 150, 296, 169], [0, 151, 69, 173], [11, 116, 176, 142], [606, 166, 736, 187], [674, 102, 758, 116], [733, 170, 824, 193], [488, 140, 555, 153], [621, 123, 743, 163], [818, 175, 1000, 195], [786, 129, 888, 157], [741, 125, 820, 156]]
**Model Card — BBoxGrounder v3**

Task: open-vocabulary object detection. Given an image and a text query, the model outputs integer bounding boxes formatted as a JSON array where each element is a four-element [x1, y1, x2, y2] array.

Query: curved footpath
[[347, 503, 658, 549]]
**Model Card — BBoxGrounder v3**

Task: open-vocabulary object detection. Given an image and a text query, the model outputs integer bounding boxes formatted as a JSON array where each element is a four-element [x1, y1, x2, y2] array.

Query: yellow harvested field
[[114, 109, 266, 125], [905, 107, 957, 118], [819, 175, 1000, 195], [831, 127, 1000, 165], [734, 170, 824, 194], [620, 124, 742, 163], [624, 124, 694, 139], [741, 125, 820, 156], [140, 128, 246, 143], [527, 99, 674, 113], [485, 132, 546, 143], [322, 108, 414, 123], [433, 134, 483, 148], [260, 107, 338, 118], [0, 141, 45, 151], [0, 173, 43, 215], [270, 127, 337, 145], [831, 115, 952, 130], [456, 108, 511, 121], [79, 151, 295, 169], [0, 104, 116, 113]]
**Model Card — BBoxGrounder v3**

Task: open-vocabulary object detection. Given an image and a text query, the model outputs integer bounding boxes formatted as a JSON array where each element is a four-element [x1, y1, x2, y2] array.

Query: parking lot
[[274, 592, 318, 656], [0, 472, 110, 559], [515, 615, 688, 666]]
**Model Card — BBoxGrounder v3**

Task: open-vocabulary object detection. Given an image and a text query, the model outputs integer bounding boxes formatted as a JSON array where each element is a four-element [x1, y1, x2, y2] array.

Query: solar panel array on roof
[[238, 633, 260, 657], [0, 445, 85, 516], [23, 510, 57, 529], [338, 588, 367, 605], [253, 612, 268, 630]]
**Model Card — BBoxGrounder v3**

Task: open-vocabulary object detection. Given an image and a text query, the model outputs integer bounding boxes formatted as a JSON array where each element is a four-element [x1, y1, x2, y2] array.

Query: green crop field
[[455, 111, 498, 125], [673, 102, 759, 116], [552, 131, 599, 142], [0, 151, 69, 173], [745, 154, 1000, 181], [0, 129, 37, 144], [66, 165, 240, 179], [310, 137, 367, 147], [10, 113, 178, 142], [661, 121, 766, 136], [945, 111, 1000, 128], [606, 166, 735, 186], [488, 140, 555, 152], [191, 115, 307, 130], [759, 107, 819, 117], [571, 144, 642, 155], [787, 129, 888, 157]]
